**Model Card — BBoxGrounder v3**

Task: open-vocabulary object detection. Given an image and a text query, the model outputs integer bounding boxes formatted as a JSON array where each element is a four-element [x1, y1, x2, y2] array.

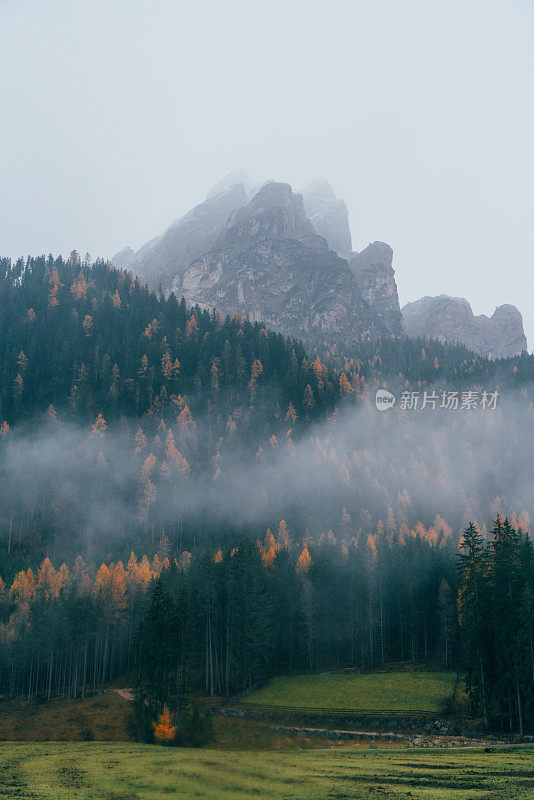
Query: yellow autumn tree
[[153, 706, 176, 743], [17, 351, 28, 373], [91, 413, 108, 437], [13, 373, 23, 398], [277, 520, 289, 548], [186, 315, 198, 337], [296, 546, 312, 574], [286, 402, 297, 424], [71, 270, 88, 300], [302, 385, 314, 411], [248, 359, 263, 397], [339, 372, 353, 395]]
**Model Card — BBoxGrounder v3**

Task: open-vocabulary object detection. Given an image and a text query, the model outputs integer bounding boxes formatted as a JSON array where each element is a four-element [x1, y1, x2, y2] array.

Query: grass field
[[0, 742, 532, 799], [0, 691, 131, 742], [0, 691, 362, 750], [241, 671, 458, 712]]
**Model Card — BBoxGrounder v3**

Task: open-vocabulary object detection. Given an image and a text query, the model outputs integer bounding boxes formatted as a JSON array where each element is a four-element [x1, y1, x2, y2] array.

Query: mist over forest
[[0, 391, 532, 568], [0, 252, 532, 737], [2, 2, 534, 789]]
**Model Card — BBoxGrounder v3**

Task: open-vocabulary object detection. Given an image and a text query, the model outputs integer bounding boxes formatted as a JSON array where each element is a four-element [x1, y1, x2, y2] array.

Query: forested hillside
[[0, 253, 533, 570], [2, 253, 533, 431], [0, 252, 327, 426], [0, 253, 533, 735]]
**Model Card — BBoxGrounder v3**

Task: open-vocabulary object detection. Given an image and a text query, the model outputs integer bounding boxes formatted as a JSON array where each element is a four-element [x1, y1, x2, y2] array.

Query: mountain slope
[[112, 183, 248, 289], [173, 182, 393, 344], [0, 253, 324, 428]]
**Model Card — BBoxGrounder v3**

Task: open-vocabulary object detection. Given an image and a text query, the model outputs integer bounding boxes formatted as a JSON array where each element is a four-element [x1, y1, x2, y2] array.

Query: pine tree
[[458, 522, 491, 727]]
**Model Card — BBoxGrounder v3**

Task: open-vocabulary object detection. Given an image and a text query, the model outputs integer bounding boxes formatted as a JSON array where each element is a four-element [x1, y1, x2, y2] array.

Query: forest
[[0, 253, 532, 736], [0, 515, 532, 735]]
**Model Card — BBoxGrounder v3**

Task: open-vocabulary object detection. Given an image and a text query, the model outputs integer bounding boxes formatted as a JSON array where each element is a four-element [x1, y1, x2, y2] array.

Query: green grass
[[0, 742, 532, 799], [0, 691, 131, 741], [0, 690, 359, 750], [242, 672, 458, 712]]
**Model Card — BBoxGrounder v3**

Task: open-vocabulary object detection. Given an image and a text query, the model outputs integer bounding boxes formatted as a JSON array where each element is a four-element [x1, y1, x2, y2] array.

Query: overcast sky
[[1, 0, 533, 346]]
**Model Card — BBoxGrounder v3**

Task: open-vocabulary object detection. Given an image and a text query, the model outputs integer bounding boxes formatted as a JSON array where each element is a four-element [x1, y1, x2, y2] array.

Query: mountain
[[402, 295, 528, 358], [112, 182, 249, 289], [112, 176, 405, 343], [349, 242, 404, 336], [300, 184, 403, 335], [301, 179, 352, 256], [111, 173, 525, 357], [172, 182, 395, 344]]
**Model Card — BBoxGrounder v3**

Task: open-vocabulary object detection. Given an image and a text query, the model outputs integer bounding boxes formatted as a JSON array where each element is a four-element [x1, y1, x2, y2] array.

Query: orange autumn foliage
[[153, 707, 177, 744], [296, 545, 312, 574]]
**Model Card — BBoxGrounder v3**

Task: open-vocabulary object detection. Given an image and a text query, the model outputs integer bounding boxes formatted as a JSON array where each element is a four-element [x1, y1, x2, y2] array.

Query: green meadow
[[241, 671, 458, 712], [0, 742, 532, 800]]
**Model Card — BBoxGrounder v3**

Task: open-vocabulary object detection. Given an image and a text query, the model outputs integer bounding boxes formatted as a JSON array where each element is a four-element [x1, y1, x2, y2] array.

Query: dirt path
[[232, 718, 534, 750], [115, 688, 135, 701]]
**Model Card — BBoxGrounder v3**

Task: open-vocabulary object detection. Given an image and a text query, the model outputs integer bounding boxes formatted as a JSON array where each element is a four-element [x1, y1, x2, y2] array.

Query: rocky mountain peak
[[352, 241, 393, 270], [215, 182, 323, 255], [302, 179, 352, 256], [476, 304, 528, 358], [349, 242, 404, 335], [173, 183, 394, 344], [111, 181, 248, 289], [111, 246, 135, 270], [402, 295, 527, 358], [110, 172, 526, 359]]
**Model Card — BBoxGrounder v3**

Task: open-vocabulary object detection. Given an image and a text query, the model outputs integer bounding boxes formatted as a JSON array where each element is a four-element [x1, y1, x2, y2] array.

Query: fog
[[1, 388, 532, 561], [1, 1, 534, 344]]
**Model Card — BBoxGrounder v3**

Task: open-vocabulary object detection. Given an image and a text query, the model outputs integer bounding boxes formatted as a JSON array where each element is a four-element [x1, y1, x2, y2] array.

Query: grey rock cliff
[[302, 179, 352, 256], [402, 295, 527, 358], [111, 182, 248, 289], [349, 242, 404, 336], [112, 174, 526, 358], [173, 182, 392, 344], [476, 304, 528, 358]]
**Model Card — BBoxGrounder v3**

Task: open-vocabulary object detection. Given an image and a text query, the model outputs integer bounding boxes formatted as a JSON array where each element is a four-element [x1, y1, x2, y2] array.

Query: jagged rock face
[[217, 182, 321, 252], [402, 295, 527, 358], [111, 183, 248, 289], [476, 304, 528, 358], [302, 179, 352, 256], [349, 242, 404, 336], [174, 182, 390, 343]]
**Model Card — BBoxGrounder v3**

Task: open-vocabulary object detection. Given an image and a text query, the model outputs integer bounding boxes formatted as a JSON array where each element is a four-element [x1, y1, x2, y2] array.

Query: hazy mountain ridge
[[112, 182, 249, 290], [301, 178, 352, 256], [112, 173, 527, 356], [402, 295, 527, 358], [173, 182, 397, 343]]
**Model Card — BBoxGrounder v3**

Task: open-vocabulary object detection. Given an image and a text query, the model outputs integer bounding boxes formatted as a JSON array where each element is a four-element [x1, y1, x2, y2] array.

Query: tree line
[[0, 523, 456, 702], [459, 518, 534, 734], [1, 517, 532, 732]]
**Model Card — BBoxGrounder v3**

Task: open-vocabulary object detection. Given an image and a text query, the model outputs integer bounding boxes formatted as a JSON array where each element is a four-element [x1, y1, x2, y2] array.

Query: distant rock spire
[[349, 242, 404, 336], [402, 295, 527, 358], [301, 179, 352, 256]]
